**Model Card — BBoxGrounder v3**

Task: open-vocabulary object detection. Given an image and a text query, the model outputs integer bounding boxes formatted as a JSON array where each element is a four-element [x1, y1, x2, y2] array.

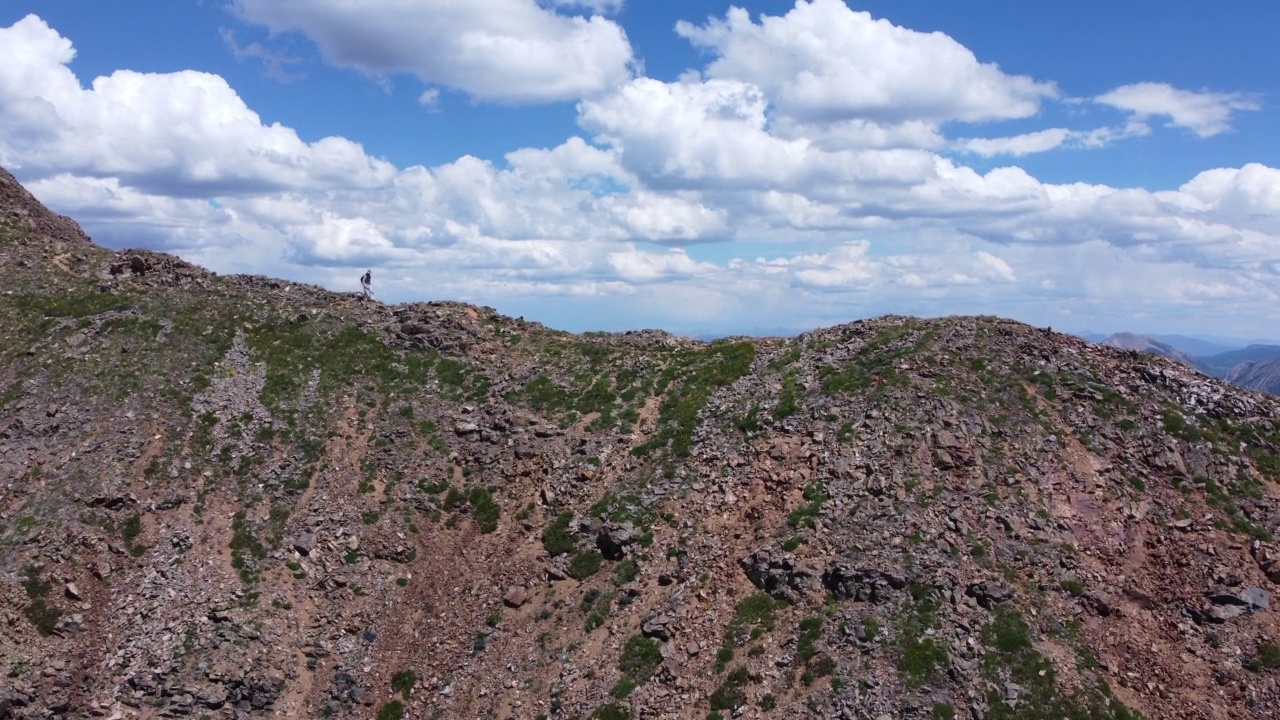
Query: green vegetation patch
[[797, 616, 823, 661], [247, 322, 439, 410], [610, 677, 637, 699], [980, 608, 1143, 720], [468, 486, 500, 533], [614, 558, 639, 585], [514, 338, 647, 432], [1059, 578, 1086, 597], [787, 482, 827, 528], [390, 669, 417, 699], [796, 615, 836, 684], [773, 371, 798, 420], [819, 322, 929, 396], [375, 700, 404, 720], [21, 566, 62, 636], [583, 589, 616, 632], [632, 340, 755, 458], [1247, 642, 1280, 673], [894, 584, 947, 688], [725, 593, 782, 646], [618, 634, 663, 685], [8, 289, 134, 319], [542, 511, 576, 556], [588, 490, 658, 548], [591, 704, 630, 720], [121, 513, 147, 557], [709, 667, 751, 711]]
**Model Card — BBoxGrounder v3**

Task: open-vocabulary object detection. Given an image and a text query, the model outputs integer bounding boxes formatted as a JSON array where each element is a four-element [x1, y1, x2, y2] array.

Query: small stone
[[503, 587, 528, 608], [1209, 604, 1246, 622], [642, 612, 673, 641], [65, 582, 82, 601]]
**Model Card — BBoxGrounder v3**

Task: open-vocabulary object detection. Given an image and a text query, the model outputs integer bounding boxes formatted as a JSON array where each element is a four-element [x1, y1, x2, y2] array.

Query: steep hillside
[[3, 165, 1280, 720], [1226, 359, 1280, 397]]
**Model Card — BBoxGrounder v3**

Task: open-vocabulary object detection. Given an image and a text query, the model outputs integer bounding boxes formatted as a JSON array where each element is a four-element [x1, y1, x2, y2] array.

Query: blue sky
[[2, 1, 1278, 339]]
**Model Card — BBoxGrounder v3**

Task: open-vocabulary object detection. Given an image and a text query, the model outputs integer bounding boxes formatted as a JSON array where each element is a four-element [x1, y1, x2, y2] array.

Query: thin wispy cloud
[[1096, 82, 1261, 138], [219, 28, 304, 82]]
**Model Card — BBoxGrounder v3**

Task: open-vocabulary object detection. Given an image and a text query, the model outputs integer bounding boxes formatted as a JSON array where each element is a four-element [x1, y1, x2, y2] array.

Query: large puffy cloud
[[577, 75, 977, 204], [1171, 163, 1280, 232], [608, 246, 716, 282], [1096, 82, 1261, 138], [579, 77, 813, 186], [675, 0, 1056, 126], [0, 15, 396, 194], [231, 0, 634, 103]]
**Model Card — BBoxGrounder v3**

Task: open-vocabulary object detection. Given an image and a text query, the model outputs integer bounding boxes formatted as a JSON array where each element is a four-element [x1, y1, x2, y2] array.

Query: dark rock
[[88, 494, 133, 510], [641, 612, 673, 641], [596, 521, 637, 560], [740, 548, 825, 603], [967, 579, 1015, 608], [822, 564, 907, 602]]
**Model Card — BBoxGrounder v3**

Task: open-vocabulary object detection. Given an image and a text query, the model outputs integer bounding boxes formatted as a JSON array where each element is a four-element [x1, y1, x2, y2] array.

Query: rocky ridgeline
[[2, 165, 1280, 720]]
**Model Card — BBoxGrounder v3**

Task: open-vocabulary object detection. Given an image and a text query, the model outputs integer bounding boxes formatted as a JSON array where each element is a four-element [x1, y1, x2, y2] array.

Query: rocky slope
[[2, 164, 1280, 720]]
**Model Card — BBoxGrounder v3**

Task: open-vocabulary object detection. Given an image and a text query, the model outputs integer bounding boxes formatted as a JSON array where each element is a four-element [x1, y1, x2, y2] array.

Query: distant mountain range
[[1098, 332, 1280, 395]]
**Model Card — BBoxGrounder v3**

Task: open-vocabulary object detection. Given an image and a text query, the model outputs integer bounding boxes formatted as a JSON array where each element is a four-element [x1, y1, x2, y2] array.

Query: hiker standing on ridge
[[360, 269, 373, 300]]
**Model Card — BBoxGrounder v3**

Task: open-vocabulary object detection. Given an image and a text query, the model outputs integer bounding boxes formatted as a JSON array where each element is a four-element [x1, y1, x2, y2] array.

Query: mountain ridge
[[1226, 359, 1280, 397], [2, 166, 1280, 720], [1101, 331, 1280, 395]]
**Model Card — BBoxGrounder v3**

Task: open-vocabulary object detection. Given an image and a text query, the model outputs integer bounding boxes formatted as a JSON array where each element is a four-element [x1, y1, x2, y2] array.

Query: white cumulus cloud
[[0, 15, 396, 194], [675, 0, 1057, 126], [231, 0, 634, 103], [607, 246, 716, 282]]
